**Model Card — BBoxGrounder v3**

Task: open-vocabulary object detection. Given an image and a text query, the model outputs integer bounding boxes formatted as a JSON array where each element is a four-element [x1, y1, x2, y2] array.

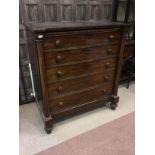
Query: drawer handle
[[58, 101, 64, 106], [104, 76, 109, 81], [58, 86, 63, 93], [55, 40, 61, 46], [107, 48, 112, 54], [56, 55, 62, 62], [57, 71, 63, 78], [102, 89, 107, 94], [105, 62, 110, 68], [108, 35, 115, 41]]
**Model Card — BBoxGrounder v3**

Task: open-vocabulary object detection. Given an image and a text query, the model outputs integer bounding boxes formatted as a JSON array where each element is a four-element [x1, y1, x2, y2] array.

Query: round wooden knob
[[108, 35, 115, 41], [55, 40, 61, 46], [59, 101, 63, 106], [58, 86, 63, 92], [104, 76, 109, 81], [107, 48, 112, 54], [105, 62, 110, 68], [56, 55, 62, 62], [102, 89, 107, 94], [57, 71, 63, 77]]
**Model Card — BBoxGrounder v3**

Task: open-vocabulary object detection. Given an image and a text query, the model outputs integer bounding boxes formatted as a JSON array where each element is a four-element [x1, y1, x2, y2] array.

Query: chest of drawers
[[26, 21, 127, 134]]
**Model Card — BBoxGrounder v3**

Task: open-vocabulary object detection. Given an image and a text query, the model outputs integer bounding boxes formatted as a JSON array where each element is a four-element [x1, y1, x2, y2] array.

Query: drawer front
[[43, 29, 121, 50], [50, 84, 113, 113], [44, 45, 120, 66], [47, 71, 115, 97], [46, 58, 117, 82]]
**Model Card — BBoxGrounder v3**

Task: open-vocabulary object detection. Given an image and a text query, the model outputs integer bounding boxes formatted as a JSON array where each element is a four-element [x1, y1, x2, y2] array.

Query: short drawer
[[46, 58, 117, 82], [50, 84, 113, 113], [47, 71, 115, 97], [43, 29, 121, 50], [44, 44, 120, 66]]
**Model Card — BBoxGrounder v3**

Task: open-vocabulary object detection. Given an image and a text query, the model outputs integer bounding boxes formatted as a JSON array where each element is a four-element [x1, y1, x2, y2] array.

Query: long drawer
[[46, 58, 117, 82], [50, 84, 113, 113], [44, 44, 120, 66], [43, 29, 121, 50], [47, 71, 115, 97]]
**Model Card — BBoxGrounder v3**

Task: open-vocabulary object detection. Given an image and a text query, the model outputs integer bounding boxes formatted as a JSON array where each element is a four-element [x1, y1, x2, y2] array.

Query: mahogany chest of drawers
[[26, 21, 127, 134]]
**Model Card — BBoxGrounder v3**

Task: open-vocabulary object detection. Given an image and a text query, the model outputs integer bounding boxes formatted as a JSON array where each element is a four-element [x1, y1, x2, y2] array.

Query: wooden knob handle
[[58, 86, 63, 92], [57, 71, 63, 77], [104, 76, 109, 81], [107, 48, 112, 54], [55, 40, 61, 46], [108, 35, 115, 41], [56, 55, 62, 62], [59, 101, 63, 106], [105, 62, 110, 68], [102, 89, 107, 94]]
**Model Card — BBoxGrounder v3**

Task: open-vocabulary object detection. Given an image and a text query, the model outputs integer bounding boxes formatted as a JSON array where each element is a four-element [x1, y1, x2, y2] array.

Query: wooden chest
[[26, 21, 127, 134]]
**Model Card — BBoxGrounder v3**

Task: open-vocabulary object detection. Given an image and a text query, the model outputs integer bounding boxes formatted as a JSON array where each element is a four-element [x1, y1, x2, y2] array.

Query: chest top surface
[[25, 20, 128, 33]]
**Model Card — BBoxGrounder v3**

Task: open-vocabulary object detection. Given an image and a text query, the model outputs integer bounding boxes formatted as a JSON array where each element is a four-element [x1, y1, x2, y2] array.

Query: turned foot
[[110, 103, 117, 110], [45, 127, 52, 134], [110, 95, 119, 110], [44, 115, 53, 134]]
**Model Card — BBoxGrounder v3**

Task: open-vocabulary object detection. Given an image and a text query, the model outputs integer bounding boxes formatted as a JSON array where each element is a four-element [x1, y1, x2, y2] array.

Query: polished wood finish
[[46, 58, 117, 82], [26, 21, 127, 134], [44, 44, 120, 66], [50, 84, 113, 113], [47, 71, 115, 97], [43, 30, 121, 50]]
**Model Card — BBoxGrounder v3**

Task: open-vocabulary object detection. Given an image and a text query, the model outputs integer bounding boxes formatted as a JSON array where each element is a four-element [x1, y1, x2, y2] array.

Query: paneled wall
[[19, 2, 34, 103], [20, 0, 113, 23], [19, 0, 113, 104]]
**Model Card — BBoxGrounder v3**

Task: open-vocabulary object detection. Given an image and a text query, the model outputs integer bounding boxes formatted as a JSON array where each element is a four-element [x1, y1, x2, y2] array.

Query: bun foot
[[109, 95, 119, 110], [110, 103, 117, 110], [45, 128, 52, 134], [44, 115, 53, 134]]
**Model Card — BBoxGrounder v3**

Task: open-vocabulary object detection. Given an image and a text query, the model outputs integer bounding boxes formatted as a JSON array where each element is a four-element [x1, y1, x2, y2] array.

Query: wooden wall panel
[[60, 0, 74, 21], [88, 0, 101, 20], [75, 0, 88, 21], [20, 0, 113, 23], [21, 0, 41, 23], [43, 0, 58, 22], [102, 0, 113, 19]]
